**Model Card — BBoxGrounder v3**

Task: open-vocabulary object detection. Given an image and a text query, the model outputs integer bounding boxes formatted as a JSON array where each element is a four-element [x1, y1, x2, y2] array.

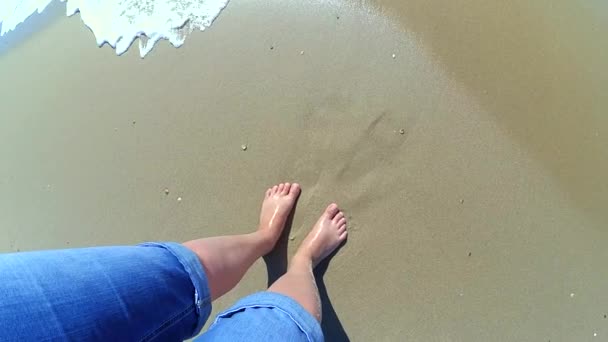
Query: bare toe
[[325, 203, 339, 218], [333, 212, 345, 223], [282, 183, 291, 194], [289, 183, 301, 196]]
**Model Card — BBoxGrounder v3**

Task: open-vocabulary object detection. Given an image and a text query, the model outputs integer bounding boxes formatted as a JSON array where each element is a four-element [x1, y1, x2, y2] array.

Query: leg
[[0, 183, 299, 341], [0, 243, 209, 341], [184, 182, 300, 300], [268, 203, 347, 321]]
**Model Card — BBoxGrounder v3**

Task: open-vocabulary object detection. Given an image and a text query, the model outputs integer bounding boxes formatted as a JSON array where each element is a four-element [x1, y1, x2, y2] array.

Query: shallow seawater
[[1, 0, 230, 57], [370, 0, 608, 225]]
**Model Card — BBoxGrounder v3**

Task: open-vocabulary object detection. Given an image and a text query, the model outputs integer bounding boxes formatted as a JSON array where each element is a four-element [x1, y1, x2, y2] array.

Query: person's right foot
[[295, 203, 348, 267]]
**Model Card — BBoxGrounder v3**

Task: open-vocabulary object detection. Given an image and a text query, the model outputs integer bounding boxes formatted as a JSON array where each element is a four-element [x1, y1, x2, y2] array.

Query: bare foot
[[258, 183, 301, 250], [295, 203, 347, 267]]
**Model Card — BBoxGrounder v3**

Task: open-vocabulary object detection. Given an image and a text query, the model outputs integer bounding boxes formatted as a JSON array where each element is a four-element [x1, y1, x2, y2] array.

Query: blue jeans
[[0, 242, 323, 341]]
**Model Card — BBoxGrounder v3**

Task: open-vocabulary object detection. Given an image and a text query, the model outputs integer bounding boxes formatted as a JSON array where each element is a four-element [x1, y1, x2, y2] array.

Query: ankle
[[254, 231, 276, 254], [291, 251, 314, 269]]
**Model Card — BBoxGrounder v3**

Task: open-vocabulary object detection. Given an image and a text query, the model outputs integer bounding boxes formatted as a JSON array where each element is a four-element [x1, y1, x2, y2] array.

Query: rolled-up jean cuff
[[211, 291, 324, 342], [139, 242, 212, 337]]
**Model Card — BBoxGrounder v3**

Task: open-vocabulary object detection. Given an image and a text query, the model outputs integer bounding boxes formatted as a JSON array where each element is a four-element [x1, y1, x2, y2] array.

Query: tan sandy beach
[[1, 0, 607, 340]]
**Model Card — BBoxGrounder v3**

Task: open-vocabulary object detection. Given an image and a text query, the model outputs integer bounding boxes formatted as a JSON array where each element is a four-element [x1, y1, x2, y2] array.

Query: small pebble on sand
[[300, 51, 305, 55], [270, 46, 274, 50], [570, 292, 575, 298], [164, 188, 170, 195], [289, 236, 295, 241], [241, 144, 248, 151], [392, 53, 397, 59], [177, 197, 182, 202], [460, 199, 465, 204], [399, 128, 405, 135], [593, 332, 597, 337], [468, 252, 472, 257]]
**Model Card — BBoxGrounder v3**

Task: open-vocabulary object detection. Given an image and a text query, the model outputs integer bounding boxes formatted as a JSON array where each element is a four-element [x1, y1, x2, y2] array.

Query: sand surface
[[1, 0, 608, 340]]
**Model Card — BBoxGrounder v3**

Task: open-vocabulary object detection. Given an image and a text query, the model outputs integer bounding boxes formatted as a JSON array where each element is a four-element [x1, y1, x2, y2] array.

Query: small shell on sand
[[241, 144, 248, 151], [392, 53, 397, 59], [164, 188, 170, 195], [289, 236, 295, 241], [300, 50, 305, 55], [399, 128, 405, 135], [177, 197, 182, 202]]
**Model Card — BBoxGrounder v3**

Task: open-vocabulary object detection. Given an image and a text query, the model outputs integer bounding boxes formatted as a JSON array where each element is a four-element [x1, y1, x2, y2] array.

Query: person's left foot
[[258, 183, 301, 250]]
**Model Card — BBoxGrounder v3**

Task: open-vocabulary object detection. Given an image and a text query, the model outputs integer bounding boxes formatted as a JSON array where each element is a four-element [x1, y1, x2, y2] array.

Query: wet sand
[[1, 0, 607, 340]]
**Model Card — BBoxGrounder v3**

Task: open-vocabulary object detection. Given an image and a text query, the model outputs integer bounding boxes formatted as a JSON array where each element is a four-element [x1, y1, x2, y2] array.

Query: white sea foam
[[0, 0, 230, 57]]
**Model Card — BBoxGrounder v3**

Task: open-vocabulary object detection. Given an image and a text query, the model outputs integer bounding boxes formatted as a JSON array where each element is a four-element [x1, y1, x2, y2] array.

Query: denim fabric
[[0, 242, 323, 341], [0, 242, 211, 341], [199, 292, 324, 342]]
